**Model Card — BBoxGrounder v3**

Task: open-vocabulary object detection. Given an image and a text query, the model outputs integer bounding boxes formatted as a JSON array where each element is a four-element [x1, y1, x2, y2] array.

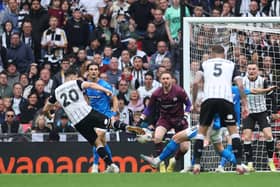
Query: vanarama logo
[[0, 156, 157, 173]]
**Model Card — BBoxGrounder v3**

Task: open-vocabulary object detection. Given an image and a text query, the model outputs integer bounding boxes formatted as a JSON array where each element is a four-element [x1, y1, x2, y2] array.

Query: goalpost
[[183, 17, 280, 171]]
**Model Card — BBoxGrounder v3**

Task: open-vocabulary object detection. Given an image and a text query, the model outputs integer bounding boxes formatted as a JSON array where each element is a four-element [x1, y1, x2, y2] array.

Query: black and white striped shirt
[[50, 80, 92, 125], [199, 58, 240, 103], [269, 0, 280, 16], [243, 75, 267, 113]]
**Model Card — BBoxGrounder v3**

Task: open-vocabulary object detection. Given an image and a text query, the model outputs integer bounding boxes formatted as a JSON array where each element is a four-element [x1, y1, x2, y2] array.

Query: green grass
[[0, 172, 279, 187]]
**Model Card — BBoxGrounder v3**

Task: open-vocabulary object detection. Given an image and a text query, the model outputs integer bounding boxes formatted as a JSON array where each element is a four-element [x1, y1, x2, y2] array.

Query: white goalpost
[[183, 17, 280, 171]]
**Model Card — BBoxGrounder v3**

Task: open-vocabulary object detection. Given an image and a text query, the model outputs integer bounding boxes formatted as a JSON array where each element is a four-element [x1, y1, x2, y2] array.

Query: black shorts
[[199, 99, 236, 127], [74, 110, 110, 145], [242, 111, 270, 131]]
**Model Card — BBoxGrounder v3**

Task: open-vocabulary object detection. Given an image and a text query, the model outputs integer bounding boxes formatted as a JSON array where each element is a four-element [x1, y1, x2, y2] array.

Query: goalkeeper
[[137, 71, 191, 172]]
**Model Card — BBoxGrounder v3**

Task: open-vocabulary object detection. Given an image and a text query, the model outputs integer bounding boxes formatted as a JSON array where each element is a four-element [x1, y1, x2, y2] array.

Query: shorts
[[156, 116, 188, 133], [242, 111, 270, 131], [200, 99, 236, 127], [74, 110, 110, 145]]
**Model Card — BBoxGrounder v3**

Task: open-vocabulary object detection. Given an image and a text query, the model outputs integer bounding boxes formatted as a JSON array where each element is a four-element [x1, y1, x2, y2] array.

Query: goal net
[[183, 17, 280, 171]]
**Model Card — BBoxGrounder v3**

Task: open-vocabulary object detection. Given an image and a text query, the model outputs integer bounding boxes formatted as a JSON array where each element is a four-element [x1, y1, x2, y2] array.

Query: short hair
[[145, 71, 154, 79], [64, 68, 78, 77], [211, 45, 225, 54], [87, 62, 99, 70]]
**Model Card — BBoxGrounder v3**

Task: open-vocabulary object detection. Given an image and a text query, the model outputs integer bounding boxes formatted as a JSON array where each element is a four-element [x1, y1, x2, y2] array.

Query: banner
[[0, 142, 156, 173]]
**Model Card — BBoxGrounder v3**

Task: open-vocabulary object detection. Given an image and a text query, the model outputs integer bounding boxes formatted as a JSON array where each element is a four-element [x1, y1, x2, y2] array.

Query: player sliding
[[43, 68, 144, 173]]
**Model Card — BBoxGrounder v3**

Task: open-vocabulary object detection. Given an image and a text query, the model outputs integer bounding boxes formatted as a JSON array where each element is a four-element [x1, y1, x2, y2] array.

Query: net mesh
[[189, 22, 280, 171]]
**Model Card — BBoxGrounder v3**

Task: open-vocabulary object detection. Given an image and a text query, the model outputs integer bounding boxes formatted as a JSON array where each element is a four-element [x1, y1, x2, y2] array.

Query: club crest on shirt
[[173, 97, 178, 102]]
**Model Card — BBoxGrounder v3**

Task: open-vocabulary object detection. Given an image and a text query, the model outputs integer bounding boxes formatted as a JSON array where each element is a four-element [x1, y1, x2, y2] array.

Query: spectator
[[93, 53, 110, 73], [27, 62, 39, 85], [65, 4, 89, 51], [19, 73, 33, 99], [158, 0, 169, 13], [109, 0, 130, 29], [137, 71, 159, 100], [30, 79, 50, 109], [128, 0, 155, 36], [127, 89, 144, 114], [242, 0, 267, 27], [7, 32, 34, 73], [117, 94, 133, 125], [0, 72, 13, 98], [0, 39, 7, 70], [118, 49, 132, 71], [1, 20, 14, 49], [11, 82, 27, 120], [152, 8, 168, 43], [20, 91, 39, 123], [17, 1, 30, 29], [1, 109, 23, 134], [24, 0, 49, 61], [110, 32, 124, 57], [114, 9, 131, 42], [20, 20, 34, 50], [32, 114, 51, 133], [142, 22, 158, 57], [48, 0, 64, 28], [61, 0, 71, 27], [106, 57, 122, 87], [161, 57, 179, 84], [116, 79, 130, 102], [259, 0, 272, 16], [39, 68, 54, 94], [165, 0, 190, 47], [6, 60, 20, 86], [269, 0, 280, 16], [41, 16, 68, 61], [0, 98, 5, 125], [120, 66, 133, 87], [127, 38, 148, 65], [221, 2, 233, 17], [2, 0, 19, 30], [86, 38, 103, 59], [79, 0, 106, 27], [54, 112, 75, 133], [131, 56, 147, 89], [102, 46, 113, 65], [91, 14, 113, 48], [149, 40, 172, 71], [51, 57, 70, 93]]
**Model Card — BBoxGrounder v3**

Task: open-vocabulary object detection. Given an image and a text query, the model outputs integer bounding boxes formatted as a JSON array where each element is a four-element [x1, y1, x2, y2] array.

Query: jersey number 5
[[60, 89, 79, 107], [213, 63, 222, 76]]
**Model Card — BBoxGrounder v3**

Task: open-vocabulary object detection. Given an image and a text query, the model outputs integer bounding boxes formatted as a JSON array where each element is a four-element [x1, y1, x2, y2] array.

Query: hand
[[105, 90, 113, 96], [242, 105, 249, 119], [269, 85, 278, 91]]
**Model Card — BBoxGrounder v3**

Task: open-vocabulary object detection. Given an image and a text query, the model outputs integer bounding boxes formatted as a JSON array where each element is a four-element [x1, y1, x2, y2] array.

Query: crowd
[[0, 0, 279, 142]]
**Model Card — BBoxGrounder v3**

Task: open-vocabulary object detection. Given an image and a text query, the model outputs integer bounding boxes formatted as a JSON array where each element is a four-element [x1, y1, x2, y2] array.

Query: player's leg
[[167, 118, 190, 172], [111, 120, 145, 135], [193, 100, 215, 174], [242, 114, 255, 172], [259, 112, 276, 171], [140, 126, 196, 168], [220, 100, 245, 174], [91, 129, 113, 173]]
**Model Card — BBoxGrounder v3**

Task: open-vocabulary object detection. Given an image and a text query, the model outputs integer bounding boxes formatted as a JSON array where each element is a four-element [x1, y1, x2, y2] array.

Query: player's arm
[[42, 95, 56, 119], [111, 95, 119, 114], [82, 81, 112, 96], [192, 70, 203, 112], [250, 80, 278, 94], [233, 69, 248, 118]]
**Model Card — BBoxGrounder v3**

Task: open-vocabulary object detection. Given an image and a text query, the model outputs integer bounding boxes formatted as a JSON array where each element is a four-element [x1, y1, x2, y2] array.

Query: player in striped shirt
[[192, 45, 249, 174], [242, 62, 278, 172], [43, 68, 144, 173]]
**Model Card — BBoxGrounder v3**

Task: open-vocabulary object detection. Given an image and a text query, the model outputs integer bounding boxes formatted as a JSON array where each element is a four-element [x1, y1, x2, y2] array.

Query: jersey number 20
[[60, 89, 79, 107]]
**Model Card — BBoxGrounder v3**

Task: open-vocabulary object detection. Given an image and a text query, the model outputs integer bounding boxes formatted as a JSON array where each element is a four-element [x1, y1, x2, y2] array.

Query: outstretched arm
[[82, 81, 112, 96], [250, 86, 278, 94]]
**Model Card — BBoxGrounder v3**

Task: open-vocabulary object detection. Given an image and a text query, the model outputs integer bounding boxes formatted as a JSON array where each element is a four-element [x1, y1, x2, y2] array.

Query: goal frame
[[183, 17, 280, 171]]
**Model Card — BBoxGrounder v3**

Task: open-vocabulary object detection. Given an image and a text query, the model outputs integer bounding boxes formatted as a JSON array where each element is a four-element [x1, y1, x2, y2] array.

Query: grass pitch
[[1, 172, 279, 187]]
